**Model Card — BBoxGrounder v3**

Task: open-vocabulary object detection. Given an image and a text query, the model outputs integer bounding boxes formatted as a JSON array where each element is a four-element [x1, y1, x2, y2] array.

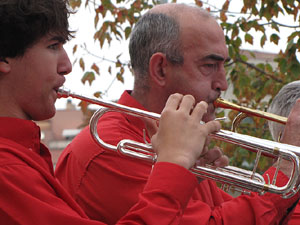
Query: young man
[[56, 3, 300, 225], [0, 1, 224, 224]]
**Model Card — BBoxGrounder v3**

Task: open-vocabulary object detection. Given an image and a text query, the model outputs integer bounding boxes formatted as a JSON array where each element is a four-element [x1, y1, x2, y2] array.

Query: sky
[[55, 0, 299, 109]]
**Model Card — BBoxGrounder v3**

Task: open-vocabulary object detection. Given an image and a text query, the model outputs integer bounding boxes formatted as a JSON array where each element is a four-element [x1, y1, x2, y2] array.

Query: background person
[[267, 81, 300, 225], [267, 80, 300, 142]]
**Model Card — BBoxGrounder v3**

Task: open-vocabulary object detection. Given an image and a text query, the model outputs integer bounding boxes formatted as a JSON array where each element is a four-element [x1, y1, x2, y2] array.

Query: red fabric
[[288, 200, 300, 225], [0, 117, 198, 225], [55, 91, 300, 225]]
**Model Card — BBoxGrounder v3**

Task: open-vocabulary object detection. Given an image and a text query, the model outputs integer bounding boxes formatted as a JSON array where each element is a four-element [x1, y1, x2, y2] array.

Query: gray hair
[[267, 80, 300, 141], [129, 3, 214, 91], [129, 12, 183, 88]]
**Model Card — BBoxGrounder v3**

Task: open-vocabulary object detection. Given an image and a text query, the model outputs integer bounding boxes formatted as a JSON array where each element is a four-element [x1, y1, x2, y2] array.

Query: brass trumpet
[[57, 88, 300, 199], [214, 98, 287, 124], [214, 98, 287, 132]]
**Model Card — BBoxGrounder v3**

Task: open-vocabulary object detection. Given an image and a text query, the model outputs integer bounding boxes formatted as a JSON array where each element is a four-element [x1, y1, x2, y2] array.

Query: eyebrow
[[50, 36, 67, 44], [202, 54, 231, 63]]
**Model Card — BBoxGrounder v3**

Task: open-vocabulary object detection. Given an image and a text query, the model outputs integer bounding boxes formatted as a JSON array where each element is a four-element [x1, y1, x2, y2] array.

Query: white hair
[[267, 80, 300, 141]]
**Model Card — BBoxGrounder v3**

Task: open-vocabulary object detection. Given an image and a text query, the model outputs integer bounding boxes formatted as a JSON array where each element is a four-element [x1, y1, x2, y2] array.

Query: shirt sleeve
[[119, 162, 198, 224], [0, 160, 197, 225], [207, 167, 300, 225]]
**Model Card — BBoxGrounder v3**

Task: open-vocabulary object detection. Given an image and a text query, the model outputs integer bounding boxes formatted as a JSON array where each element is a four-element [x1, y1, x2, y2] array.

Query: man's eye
[[204, 64, 217, 69], [199, 64, 218, 75], [48, 43, 59, 50]]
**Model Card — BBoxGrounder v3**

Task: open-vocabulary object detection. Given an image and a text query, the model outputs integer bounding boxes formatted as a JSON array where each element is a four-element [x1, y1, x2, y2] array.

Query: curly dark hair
[[0, 0, 73, 58]]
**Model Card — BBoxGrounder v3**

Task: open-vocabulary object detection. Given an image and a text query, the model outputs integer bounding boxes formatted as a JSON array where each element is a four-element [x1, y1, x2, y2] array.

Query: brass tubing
[[214, 98, 287, 124]]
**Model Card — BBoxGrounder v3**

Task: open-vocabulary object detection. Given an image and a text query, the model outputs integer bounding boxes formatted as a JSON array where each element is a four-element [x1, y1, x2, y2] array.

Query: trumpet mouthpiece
[[57, 87, 70, 98]]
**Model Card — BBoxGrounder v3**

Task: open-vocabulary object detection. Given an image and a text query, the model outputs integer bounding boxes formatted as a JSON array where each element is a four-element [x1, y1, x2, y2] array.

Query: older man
[[56, 3, 300, 225]]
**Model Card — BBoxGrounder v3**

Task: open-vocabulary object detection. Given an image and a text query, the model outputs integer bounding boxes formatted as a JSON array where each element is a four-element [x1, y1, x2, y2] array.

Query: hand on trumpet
[[196, 144, 229, 168], [144, 93, 228, 171]]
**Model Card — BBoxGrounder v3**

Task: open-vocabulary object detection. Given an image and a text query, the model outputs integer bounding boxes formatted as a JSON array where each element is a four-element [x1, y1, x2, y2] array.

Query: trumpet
[[57, 88, 300, 198], [214, 98, 287, 124], [214, 98, 287, 132]]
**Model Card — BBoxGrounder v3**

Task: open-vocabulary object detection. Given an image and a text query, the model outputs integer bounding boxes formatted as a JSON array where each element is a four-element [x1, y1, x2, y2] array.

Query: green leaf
[[271, 22, 279, 32], [81, 72, 95, 86], [265, 63, 273, 73], [244, 33, 253, 44], [228, 45, 234, 58], [239, 74, 251, 86], [125, 26, 132, 40], [116, 72, 124, 83], [256, 63, 265, 70], [278, 58, 287, 73], [270, 33, 279, 45], [260, 34, 266, 47], [290, 63, 300, 76], [116, 60, 122, 67], [231, 26, 239, 39], [240, 54, 248, 61]]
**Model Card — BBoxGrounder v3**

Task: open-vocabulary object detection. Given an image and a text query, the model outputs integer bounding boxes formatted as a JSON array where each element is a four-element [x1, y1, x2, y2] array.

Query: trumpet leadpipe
[[57, 88, 160, 121], [214, 98, 287, 124]]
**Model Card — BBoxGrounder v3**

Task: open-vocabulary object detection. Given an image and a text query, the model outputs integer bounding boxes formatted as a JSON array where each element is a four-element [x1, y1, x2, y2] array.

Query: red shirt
[[56, 91, 300, 225], [0, 117, 199, 225]]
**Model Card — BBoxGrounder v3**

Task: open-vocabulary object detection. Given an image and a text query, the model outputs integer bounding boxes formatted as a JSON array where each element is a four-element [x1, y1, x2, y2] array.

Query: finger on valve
[[197, 147, 229, 167], [152, 94, 221, 170]]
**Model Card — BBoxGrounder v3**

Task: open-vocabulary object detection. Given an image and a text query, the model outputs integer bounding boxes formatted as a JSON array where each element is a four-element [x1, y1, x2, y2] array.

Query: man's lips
[[53, 80, 65, 93]]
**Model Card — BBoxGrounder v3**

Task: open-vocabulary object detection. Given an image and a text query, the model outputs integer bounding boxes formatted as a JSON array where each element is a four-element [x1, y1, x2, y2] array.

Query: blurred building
[[36, 99, 85, 167]]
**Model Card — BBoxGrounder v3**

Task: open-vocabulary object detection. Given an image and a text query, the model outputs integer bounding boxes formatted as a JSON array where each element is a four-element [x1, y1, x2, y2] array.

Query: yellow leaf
[[79, 58, 85, 71], [69, 0, 82, 9], [220, 11, 227, 22], [72, 45, 77, 54], [91, 63, 100, 75], [81, 72, 95, 86], [94, 91, 102, 98], [78, 100, 89, 114]]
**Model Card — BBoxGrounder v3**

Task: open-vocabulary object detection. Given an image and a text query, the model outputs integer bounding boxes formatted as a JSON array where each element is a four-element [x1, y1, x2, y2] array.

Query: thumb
[[141, 117, 159, 138]]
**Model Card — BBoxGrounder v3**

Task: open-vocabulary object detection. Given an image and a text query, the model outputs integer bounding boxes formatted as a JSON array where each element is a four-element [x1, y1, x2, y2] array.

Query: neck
[[131, 87, 166, 114]]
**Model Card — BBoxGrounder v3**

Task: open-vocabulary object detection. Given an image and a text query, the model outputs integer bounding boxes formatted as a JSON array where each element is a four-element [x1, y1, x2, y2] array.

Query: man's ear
[[149, 52, 168, 86], [0, 59, 11, 73]]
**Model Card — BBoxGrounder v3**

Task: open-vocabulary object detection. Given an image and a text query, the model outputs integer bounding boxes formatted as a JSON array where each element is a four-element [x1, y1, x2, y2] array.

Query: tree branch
[[80, 45, 130, 66], [233, 58, 283, 83], [259, 19, 300, 28]]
